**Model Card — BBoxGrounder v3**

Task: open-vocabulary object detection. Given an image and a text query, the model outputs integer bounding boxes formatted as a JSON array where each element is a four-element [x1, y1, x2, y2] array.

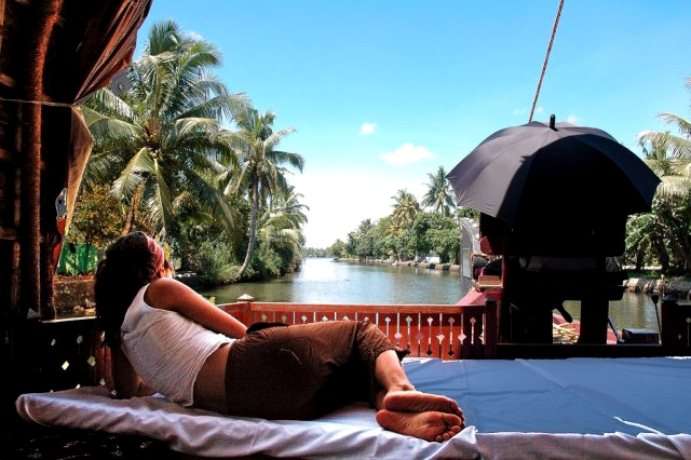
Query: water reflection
[[202, 257, 464, 304], [564, 292, 660, 332], [203, 258, 658, 330]]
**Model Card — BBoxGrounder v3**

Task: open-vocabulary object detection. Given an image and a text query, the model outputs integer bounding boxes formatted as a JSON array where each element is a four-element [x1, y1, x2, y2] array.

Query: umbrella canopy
[[446, 119, 660, 228]]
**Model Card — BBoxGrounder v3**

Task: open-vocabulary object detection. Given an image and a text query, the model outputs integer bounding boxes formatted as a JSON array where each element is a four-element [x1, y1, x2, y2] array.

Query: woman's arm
[[145, 277, 248, 338], [110, 345, 155, 398]]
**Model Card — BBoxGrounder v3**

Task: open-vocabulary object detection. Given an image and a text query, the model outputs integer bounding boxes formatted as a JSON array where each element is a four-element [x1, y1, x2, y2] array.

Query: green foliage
[[304, 247, 329, 257], [186, 240, 238, 286], [83, 21, 247, 244], [626, 79, 691, 274], [456, 207, 480, 220], [327, 239, 347, 258], [334, 205, 461, 264], [67, 184, 124, 248], [225, 108, 305, 277], [332, 166, 466, 264], [422, 166, 456, 217], [74, 21, 306, 286]]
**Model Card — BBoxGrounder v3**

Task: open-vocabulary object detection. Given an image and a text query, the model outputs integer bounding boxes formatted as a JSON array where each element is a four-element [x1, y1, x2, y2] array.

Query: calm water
[[203, 257, 660, 331], [203, 257, 464, 304]]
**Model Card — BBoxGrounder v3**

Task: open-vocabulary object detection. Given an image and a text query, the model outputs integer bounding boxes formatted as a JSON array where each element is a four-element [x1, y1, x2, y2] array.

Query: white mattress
[[16, 358, 691, 459]]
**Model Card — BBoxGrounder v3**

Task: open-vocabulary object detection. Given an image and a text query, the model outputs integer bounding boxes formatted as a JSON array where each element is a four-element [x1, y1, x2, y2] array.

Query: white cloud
[[291, 170, 427, 247], [566, 114, 580, 124], [360, 122, 377, 135], [535, 106, 544, 114], [381, 143, 434, 166], [512, 107, 525, 116]]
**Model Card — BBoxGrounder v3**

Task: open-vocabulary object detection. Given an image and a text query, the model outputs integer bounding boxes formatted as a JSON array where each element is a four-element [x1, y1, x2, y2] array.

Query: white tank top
[[120, 284, 234, 406]]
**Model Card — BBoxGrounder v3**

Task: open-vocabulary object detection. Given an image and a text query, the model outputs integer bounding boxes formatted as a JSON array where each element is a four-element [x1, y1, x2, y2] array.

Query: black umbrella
[[446, 116, 660, 228]]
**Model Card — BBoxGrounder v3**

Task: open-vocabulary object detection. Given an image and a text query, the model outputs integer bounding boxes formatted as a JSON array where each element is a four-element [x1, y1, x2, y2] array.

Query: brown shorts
[[224, 320, 406, 420]]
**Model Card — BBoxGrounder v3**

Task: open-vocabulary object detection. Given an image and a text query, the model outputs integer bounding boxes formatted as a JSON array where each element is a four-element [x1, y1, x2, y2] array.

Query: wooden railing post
[[235, 294, 254, 326], [484, 299, 498, 357]]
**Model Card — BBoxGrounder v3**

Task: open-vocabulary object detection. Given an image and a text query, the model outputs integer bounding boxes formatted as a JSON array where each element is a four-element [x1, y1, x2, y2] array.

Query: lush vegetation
[[69, 22, 688, 283], [68, 21, 307, 285], [624, 79, 691, 275], [327, 166, 467, 264]]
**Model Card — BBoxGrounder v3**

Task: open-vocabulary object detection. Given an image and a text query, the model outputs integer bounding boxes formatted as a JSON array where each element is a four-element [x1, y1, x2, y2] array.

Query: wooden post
[[484, 299, 498, 357], [21, 0, 63, 318], [236, 294, 254, 326], [661, 297, 691, 354]]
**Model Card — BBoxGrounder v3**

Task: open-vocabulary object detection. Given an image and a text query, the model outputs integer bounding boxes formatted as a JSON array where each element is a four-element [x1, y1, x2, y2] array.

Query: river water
[[203, 257, 660, 332]]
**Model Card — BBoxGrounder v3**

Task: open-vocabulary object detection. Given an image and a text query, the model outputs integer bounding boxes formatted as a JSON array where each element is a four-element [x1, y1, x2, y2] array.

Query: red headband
[[147, 236, 165, 272]]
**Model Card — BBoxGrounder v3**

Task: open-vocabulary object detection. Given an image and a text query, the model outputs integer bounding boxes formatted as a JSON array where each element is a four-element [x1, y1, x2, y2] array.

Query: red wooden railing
[[219, 301, 497, 359]]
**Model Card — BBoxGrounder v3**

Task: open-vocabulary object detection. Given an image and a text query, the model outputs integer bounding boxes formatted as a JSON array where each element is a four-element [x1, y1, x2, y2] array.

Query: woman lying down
[[95, 232, 464, 442]]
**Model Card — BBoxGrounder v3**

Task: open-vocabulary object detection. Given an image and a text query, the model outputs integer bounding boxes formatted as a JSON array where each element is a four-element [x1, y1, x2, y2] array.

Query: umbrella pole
[[528, 0, 565, 122]]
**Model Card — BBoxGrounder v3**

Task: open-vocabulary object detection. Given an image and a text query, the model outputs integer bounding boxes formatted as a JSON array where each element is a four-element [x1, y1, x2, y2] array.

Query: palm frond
[[85, 88, 134, 120], [656, 175, 691, 198], [112, 147, 154, 199], [659, 112, 691, 136], [147, 20, 182, 55], [81, 106, 144, 142], [175, 116, 220, 137], [269, 150, 304, 173]]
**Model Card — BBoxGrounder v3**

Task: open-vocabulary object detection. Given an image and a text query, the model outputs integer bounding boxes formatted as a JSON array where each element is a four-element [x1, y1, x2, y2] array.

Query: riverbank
[[334, 257, 461, 272], [336, 258, 691, 300], [623, 275, 691, 299]]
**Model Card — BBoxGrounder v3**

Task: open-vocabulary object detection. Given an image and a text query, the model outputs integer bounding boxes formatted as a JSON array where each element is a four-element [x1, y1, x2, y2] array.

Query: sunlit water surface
[[203, 257, 659, 331]]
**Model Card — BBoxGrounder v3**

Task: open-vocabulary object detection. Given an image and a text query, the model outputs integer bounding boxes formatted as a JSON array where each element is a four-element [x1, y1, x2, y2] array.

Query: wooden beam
[[21, 0, 63, 320], [0, 226, 16, 240]]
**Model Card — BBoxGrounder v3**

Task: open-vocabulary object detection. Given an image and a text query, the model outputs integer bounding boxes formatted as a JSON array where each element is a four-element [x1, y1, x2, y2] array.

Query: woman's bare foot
[[376, 409, 462, 442], [383, 390, 463, 418]]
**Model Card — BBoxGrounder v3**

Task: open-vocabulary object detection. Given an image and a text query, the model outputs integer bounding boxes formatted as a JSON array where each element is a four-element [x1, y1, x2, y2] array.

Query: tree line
[[327, 167, 477, 264], [68, 21, 308, 286]]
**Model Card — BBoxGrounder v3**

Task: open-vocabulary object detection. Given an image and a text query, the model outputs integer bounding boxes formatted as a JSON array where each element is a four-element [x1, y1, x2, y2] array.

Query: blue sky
[[137, 1, 691, 247]]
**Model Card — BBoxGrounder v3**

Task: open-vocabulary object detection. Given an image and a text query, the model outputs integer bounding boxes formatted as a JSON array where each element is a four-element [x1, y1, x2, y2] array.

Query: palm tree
[[638, 80, 691, 196], [626, 213, 669, 272], [638, 131, 691, 196], [82, 21, 243, 241], [255, 187, 309, 275], [391, 189, 420, 229], [227, 108, 304, 277], [269, 186, 309, 229], [422, 166, 456, 217]]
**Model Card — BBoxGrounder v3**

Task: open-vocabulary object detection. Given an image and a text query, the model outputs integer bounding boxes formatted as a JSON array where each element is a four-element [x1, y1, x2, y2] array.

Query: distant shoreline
[[334, 257, 461, 273]]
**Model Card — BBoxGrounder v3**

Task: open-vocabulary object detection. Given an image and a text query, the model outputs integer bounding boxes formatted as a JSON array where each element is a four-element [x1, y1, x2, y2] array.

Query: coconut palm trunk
[[121, 184, 143, 236], [652, 237, 670, 273], [238, 181, 259, 276]]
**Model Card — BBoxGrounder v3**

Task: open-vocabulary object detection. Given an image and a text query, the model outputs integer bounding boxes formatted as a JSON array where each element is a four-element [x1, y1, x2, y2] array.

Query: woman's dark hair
[[95, 232, 161, 348]]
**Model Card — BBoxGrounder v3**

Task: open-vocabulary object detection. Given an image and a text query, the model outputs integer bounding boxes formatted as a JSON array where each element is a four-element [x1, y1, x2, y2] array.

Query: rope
[[528, 0, 565, 122], [0, 95, 74, 108]]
